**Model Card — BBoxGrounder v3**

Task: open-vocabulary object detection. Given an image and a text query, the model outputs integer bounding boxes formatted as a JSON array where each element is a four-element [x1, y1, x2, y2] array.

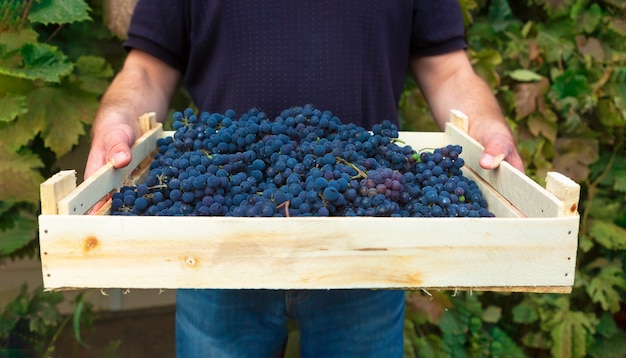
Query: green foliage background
[[400, 1, 626, 357], [0, 0, 624, 356], [0, 0, 120, 354]]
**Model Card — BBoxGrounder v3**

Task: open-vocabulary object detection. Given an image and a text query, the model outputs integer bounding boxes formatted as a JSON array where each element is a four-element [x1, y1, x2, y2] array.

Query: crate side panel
[[56, 123, 163, 215], [39, 216, 577, 290], [442, 124, 564, 218]]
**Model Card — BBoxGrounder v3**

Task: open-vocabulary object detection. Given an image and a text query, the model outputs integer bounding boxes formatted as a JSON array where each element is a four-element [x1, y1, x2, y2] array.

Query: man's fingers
[[103, 129, 134, 168]]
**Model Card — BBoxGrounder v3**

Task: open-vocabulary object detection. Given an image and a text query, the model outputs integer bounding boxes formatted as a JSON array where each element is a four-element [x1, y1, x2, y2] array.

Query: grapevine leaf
[[414, 335, 448, 358], [607, 17, 626, 37], [575, 36, 605, 62], [552, 69, 592, 100], [542, 0, 575, 18], [527, 111, 558, 143], [75, 55, 114, 94], [490, 327, 527, 358], [576, 4, 603, 34], [0, 212, 37, 256], [537, 30, 575, 64], [0, 144, 44, 206], [405, 290, 453, 324], [0, 43, 73, 83], [553, 137, 599, 182], [513, 78, 550, 119], [0, 95, 27, 122], [0, 73, 36, 94], [550, 310, 596, 358], [521, 331, 551, 349], [509, 69, 543, 82], [614, 172, 626, 192], [588, 330, 626, 358], [22, 86, 98, 157], [595, 312, 618, 339], [469, 48, 502, 88], [487, 0, 516, 32], [481, 305, 501, 323], [588, 219, 626, 250], [0, 106, 44, 153], [0, 284, 30, 339], [584, 258, 626, 312], [28, 0, 92, 25], [512, 302, 539, 324], [0, 28, 38, 52]]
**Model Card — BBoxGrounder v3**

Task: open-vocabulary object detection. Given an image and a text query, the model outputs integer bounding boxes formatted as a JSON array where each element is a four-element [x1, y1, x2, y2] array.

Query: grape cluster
[[111, 105, 494, 218]]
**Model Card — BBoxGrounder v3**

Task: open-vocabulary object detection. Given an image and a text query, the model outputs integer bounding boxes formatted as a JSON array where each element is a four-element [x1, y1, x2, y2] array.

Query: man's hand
[[411, 50, 524, 172], [84, 119, 139, 179], [83, 49, 181, 180]]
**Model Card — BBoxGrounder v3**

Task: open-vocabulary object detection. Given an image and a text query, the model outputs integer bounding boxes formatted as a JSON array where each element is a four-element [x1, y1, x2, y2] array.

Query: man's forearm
[[91, 50, 181, 137], [411, 50, 523, 170]]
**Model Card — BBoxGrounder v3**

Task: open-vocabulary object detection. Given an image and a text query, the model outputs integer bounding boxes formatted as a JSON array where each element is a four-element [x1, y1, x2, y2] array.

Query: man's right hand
[[82, 49, 181, 180], [84, 120, 139, 179]]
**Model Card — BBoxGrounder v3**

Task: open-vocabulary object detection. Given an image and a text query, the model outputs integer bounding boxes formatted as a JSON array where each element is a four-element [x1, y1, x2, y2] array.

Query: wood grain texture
[[38, 215, 578, 292]]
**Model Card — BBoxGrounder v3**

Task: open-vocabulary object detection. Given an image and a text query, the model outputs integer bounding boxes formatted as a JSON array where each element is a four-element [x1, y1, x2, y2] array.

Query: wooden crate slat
[[39, 215, 577, 292], [56, 121, 162, 215], [462, 167, 525, 218], [40, 170, 77, 215], [444, 122, 564, 218]]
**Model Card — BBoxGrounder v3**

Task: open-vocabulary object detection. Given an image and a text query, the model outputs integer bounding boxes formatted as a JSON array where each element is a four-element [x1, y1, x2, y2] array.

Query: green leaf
[[74, 55, 114, 94], [614, 172, 626, 192], [0, 28, 39, 52], [0, 43, 73, 83], [528, 111, 558, 143], [584, 258, 626, 313], [552, 70, 592, 99], [414, 335, 449, 358], [542, 0, 576, 18], [509, 69, 543, 82], [588, 219, 626, 250], [0, 211, 37, 256], [0, 95, 27, 122], [0, 144, 44, 206], [550, 310, 596, 358], [469, 49, 502, 88], [490, 327, 527, 358], [487, 0, 516, 32], [553, 137, 599, 182], [512, 302, 539, 324], [575, 3, 603, 34], [537, 29, 575, 64], [576, 36, 605, 62], [21, 86, 98, 157], [28, 0, 92, 25], [72, 296, 86, 345], [481, 305, 501, 323], [0, 284, 30, 339], [607, 16, 626, 37]]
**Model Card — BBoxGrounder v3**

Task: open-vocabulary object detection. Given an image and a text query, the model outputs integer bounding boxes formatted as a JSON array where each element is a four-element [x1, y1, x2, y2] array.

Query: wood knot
[[83, 236, 99, 252], [569, 203, 577, 213], [185, 256, 198, 267]]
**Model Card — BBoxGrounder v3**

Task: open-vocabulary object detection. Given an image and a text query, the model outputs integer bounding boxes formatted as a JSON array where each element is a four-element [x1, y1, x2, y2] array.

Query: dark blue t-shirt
[[124, 0, 466, 129]]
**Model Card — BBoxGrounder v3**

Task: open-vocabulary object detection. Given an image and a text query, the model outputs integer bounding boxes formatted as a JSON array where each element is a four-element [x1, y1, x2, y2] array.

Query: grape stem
[[276, 201, 291, 217], [335, 157, 367, 180]]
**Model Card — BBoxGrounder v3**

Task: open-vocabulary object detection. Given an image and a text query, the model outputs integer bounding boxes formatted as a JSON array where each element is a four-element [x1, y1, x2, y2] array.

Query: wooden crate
[[38, 111, 580, 293]]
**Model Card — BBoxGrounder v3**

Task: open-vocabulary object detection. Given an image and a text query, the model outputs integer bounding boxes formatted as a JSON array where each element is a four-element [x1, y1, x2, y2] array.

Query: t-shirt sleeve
[[410, 0, 467, 56], [123, 0, 188, 72]]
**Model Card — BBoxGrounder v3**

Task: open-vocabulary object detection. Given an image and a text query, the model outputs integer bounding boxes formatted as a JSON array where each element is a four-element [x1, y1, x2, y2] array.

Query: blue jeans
[[176, 289, 405, 357]]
